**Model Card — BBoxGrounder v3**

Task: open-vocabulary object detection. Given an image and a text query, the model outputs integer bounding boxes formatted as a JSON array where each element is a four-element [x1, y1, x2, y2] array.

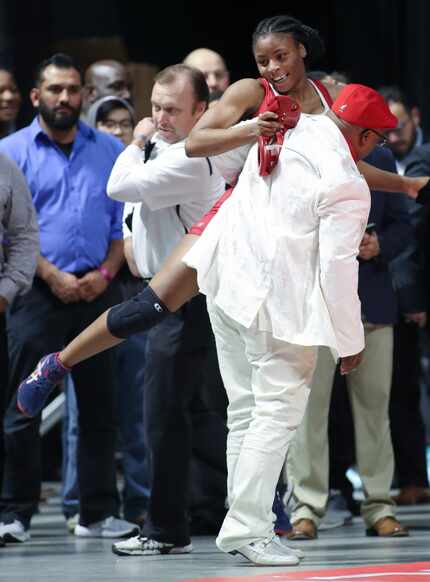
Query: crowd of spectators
[[0, 23, 429, 562]]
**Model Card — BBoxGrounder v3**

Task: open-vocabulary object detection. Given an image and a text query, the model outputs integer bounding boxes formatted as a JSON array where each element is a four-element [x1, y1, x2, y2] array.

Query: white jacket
[[184, 114, 370, 358]]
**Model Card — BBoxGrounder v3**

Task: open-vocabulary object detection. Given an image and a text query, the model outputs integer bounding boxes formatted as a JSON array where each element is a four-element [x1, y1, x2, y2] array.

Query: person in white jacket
[[183, 83, 398, 566]]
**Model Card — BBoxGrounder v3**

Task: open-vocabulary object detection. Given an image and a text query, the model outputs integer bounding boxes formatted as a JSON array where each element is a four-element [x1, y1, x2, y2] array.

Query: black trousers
[[328, 370, 358, 511], [142, 294, 227, 546], [389, 319, 429, 488], [1, 277, 121, 528]]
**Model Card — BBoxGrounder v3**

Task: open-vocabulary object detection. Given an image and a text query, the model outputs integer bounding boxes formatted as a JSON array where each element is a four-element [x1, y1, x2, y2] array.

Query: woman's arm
[[186, 78, 276, 157], [322, 81, 430, 198], [358, 159, 429, 198], [318, 80, 428, 198]]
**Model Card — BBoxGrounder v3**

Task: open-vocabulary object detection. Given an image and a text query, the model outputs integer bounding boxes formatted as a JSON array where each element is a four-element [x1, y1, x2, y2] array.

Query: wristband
[[98, 266, 113, 282]]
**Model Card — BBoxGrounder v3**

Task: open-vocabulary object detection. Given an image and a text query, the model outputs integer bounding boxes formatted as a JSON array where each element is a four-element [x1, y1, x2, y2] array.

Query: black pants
[[1, 277, 121, 528], [327, 370, 360, 513], [189, 393, 227, 534], [142, 294, 226, 546], [389, 319, 429, 488]]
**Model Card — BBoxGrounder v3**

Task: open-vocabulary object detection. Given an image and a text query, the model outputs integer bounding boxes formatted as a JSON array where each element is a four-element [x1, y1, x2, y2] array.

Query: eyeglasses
[[362, 128, 387, 146], [99, 120, 133, 131]]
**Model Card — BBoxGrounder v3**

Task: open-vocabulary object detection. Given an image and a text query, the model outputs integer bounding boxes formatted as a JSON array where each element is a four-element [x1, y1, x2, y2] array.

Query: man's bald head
[[183, 48, 229, 94], [83, 60, 131, 110]]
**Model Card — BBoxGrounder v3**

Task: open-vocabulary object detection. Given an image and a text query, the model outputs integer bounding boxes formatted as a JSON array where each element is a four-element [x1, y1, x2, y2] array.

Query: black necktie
[[144, 140, 155, 163]]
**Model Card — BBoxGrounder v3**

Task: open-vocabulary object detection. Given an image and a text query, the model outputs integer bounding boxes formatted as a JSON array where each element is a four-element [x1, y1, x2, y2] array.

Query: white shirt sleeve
[[317, 178, 370, 357], [211, 120, 256, 185], [107, 143, 212, 209]]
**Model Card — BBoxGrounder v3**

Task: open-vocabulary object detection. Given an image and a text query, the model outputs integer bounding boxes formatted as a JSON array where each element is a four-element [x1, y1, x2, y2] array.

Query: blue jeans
[[62, 332, 150, 521]]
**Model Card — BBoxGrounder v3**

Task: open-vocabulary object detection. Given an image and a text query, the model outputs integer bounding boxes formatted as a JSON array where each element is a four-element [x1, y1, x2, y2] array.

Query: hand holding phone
[[365, 222, 376, 235], [360, 223, 380, 260]]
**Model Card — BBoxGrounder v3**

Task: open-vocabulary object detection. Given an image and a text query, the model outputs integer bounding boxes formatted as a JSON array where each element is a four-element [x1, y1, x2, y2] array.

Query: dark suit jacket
[[402, 143, 430, 308], [358, 147, 412, 324]]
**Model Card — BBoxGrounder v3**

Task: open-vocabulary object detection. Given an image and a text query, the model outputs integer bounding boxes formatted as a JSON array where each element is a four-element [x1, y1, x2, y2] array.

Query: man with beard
[[0, 54, 138, 543]]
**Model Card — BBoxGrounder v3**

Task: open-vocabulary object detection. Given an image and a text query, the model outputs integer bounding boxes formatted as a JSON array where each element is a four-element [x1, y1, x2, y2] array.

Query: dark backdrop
[[2, 0, 430, 132]]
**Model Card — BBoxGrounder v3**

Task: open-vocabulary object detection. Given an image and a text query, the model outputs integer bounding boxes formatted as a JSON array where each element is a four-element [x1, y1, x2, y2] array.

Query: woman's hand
[[404, 175, 430, 200], [254, 111, 282, 137]]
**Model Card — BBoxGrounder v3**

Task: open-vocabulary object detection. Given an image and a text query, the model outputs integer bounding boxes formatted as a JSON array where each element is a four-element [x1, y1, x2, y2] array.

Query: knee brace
[[107, 285, 169, 339]]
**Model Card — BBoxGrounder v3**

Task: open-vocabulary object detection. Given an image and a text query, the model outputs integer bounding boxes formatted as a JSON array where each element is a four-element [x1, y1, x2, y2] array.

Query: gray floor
[[1, 492, 430, 582]]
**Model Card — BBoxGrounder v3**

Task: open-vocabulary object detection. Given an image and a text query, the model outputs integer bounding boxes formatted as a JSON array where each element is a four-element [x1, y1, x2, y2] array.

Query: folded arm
[[0, 160, 39, 305], [318, 179, 370, 358], [107, 143, 211, 208]]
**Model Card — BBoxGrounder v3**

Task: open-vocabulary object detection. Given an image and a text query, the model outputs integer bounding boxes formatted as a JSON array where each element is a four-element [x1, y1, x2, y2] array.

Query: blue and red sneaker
[[17, 353, 70, 417]]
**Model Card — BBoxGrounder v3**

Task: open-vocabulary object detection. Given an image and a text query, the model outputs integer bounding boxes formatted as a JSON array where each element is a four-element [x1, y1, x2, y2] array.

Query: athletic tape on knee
[[107, 286, 169, 339]]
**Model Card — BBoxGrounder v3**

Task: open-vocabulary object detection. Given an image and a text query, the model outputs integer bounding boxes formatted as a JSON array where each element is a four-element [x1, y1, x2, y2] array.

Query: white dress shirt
[[107, 133, 224, 277], [184, 114, 371, 358]]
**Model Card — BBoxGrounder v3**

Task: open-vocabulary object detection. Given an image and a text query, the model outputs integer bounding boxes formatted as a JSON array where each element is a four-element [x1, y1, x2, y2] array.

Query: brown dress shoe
[[286, 518, 317, 540], [393, 486, 430, 506], [366, 516, 409, 537]]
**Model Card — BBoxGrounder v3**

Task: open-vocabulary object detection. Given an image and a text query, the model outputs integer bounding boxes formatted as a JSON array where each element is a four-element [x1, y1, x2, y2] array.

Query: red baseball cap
[[331, 84, 397, 130]]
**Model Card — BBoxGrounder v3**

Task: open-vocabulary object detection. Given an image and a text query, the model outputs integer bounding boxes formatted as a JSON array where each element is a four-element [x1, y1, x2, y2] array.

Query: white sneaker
[[274, 535, 305, 559], [66, 514, 79, 533], [0, 520, 30, 542], [74, 516, 139, 538], [112, 535, 193, 556], [231, 535, 300, 566]]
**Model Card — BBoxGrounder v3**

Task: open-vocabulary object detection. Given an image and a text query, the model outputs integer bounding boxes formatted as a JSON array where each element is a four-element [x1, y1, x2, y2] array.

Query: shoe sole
[[287, 532, 317, 541], [2, 532, 30, 543], [230, 549, 299, 566], [278, 546, 305, 559], [274, 538, 304, 560], [112, 544, 193, 556], [366, 528, 409, 537], [16, 395, 32, 418], [75, 530, 139, 539]]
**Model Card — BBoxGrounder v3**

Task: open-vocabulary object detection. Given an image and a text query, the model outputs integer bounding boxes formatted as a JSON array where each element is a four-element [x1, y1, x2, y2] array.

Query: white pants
[[207, 300, 317, 552], [288, 325, 395, 528]]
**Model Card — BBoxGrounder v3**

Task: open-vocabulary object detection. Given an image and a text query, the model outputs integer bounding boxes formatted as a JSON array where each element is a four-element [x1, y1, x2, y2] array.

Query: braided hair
[[252, 15, 325, 69]]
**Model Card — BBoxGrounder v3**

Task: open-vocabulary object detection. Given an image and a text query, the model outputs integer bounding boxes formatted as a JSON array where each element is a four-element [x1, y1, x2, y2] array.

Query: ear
[[194, 100, 207, 119], [83, 85, 97, 105], [411, 106, 421, 127], [299, 43, 307, 59], [359, 129, 373, 147], [30, 87, 40, 108]]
